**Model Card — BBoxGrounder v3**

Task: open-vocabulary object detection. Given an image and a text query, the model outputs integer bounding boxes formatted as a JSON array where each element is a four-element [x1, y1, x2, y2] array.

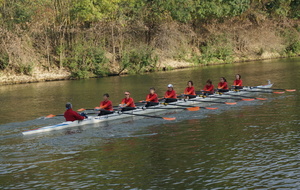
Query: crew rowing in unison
[[63, 74, 247, 122]]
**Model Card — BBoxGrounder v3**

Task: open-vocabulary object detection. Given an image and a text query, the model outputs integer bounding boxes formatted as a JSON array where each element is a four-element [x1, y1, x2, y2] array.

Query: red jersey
[[218, 82, 228, 89], [233, 79, 243, 86], [64, 109, 85, 122], [203, 84, 215, 93], [121, 97, 136, 107], [146, 93, 158, 102], [100, 100, 113, 111], [164, 90, 177, 99], [184, 86, 196, 95]]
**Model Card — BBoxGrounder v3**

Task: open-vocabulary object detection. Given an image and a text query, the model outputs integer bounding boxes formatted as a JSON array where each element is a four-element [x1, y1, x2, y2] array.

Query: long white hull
[[22, 84, 273, 135]]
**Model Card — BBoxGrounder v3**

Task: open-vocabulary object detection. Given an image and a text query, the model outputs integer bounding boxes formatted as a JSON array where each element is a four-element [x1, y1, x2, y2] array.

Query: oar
[[144, 106, 200, 111], [239, 90, 285, 94], [256, 88, 296, 92], [161, 103, 218, 110], [212, 96, 255, 101], [77, 107, 119, 112], [45, 114, 64, 118], [189, 99, 237, 105], [45, 112, 97, 118], [118, 112, 176, 121], [223, 94, 267, 100]]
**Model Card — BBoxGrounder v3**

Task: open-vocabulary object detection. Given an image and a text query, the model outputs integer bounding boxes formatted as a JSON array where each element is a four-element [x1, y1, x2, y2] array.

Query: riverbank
[[0, 54, 298, 85]]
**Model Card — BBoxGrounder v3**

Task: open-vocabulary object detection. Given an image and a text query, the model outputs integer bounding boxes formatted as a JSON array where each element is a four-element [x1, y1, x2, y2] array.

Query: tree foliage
[[0, 0, 299, 77]]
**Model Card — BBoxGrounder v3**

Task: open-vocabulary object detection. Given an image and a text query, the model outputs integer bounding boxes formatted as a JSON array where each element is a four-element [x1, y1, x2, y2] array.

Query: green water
[[0, 58, 299, 189]]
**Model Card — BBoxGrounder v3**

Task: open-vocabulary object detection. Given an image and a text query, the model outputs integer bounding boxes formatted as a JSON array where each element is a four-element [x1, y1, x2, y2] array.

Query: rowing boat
[[22, 83, 273, 135]]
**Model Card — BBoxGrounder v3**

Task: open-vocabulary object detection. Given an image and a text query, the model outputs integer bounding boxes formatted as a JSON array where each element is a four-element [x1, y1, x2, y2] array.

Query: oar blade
[[205, 107, 218, 110], [256, 98, 267, 100], [286, 89, 296, 92], [45, 114, 56, 118], [77, 108, 86, 112], [273, 91, 285, 94], [162, 117, 176, 121], [186, 107, 200, 111], [225, 102, 237, 105], [242, 98, 255, 101]]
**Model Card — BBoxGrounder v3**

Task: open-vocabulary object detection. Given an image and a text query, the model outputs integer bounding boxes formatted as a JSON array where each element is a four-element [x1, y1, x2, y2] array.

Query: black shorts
[[165, 98, 177, 103], [121, 107, 136, 112], [145, 102, 159, 107], [98, 110, 114, 116]]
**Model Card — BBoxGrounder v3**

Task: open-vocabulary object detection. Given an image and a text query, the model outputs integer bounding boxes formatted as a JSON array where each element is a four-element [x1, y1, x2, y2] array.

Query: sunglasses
[[125, 94, 130, 95]]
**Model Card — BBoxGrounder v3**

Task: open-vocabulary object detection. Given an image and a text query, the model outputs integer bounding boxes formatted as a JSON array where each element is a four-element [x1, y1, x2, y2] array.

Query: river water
[[0, 58, 299, 189]]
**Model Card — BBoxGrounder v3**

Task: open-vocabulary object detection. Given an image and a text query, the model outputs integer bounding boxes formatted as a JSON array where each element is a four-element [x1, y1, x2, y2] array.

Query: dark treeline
[[0, 0, 300, 79]]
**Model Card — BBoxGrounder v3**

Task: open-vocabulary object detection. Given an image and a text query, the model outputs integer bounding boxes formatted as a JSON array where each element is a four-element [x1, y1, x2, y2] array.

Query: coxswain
[[233, 74, 243, 89], [98, 93, 114, 116], [120, 91, 136, 111], [145, 88, 159, 107], [218, 77, 229, 93], [64, 102, 87, 122], [184, 80, 196, 99], [202, 79, 215, 95], [164, 84, 177, 103]]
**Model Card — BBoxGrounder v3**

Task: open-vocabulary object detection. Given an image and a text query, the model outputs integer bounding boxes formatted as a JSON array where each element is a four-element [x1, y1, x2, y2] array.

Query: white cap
[[167, 84, 173, 88]]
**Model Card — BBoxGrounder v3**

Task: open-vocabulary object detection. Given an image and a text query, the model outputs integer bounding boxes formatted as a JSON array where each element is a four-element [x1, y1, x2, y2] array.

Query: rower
[[233, 74, 243, 89], [184, 80, 196, 99], [218, 77, 229, 93], [145, 87, 159, 107], [64, 102, 87, 122], [201, 79, 215, 95], [98, 93, 114, 116], [164, 84, 177, 103], [120, 91, 136, 111]]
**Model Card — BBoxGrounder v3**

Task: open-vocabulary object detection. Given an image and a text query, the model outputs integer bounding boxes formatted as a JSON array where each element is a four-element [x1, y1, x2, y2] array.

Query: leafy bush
[[119, 47, 158, 74], [16, 63, 34, 75], [285, 41, 300, 55], [64, 42, 109, 79], [195, 34, 234, 65], [0, 52, 9, 70]]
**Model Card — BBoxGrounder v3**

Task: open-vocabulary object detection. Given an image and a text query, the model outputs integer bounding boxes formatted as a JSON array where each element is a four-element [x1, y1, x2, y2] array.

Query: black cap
[[66, 102, 72, 109]]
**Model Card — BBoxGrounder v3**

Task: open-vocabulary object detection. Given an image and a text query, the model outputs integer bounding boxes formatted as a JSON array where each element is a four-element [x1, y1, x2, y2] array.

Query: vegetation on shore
[[0, 0, 300, 81]]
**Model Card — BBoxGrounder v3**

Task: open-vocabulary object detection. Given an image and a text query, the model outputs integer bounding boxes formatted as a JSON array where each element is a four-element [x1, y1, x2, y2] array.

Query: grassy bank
[[0, 0, 300, 85]]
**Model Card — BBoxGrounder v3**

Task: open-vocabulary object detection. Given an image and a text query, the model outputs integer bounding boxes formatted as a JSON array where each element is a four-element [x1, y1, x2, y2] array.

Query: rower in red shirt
[[64, 102, 87, 122], [164, 84, 177, 103], [233, 74, 243, 89], [120, 91, 136, 111], [145, 87, 159, 107], [218, 77, 229, 93], [184, 80, 196, 99], [98, 93, 114, 116], [202, 79, 215, 95]]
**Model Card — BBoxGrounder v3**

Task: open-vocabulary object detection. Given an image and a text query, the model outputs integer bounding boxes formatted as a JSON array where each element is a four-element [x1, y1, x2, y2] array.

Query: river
[[0, 58, 299, 189]]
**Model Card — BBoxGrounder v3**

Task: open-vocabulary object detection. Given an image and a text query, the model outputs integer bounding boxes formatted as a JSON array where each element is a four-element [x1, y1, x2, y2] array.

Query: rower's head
[[167, 84, 173, 91], [187, 80, 193, 87], [124, 91, 130, 98], [206, 79, 212, 86], [149, 87, 155, 94], [220, 77, 227, 83], [236, 74, 241, 80], [66, 102, 72, 110], [103, 93, 109, 100]]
